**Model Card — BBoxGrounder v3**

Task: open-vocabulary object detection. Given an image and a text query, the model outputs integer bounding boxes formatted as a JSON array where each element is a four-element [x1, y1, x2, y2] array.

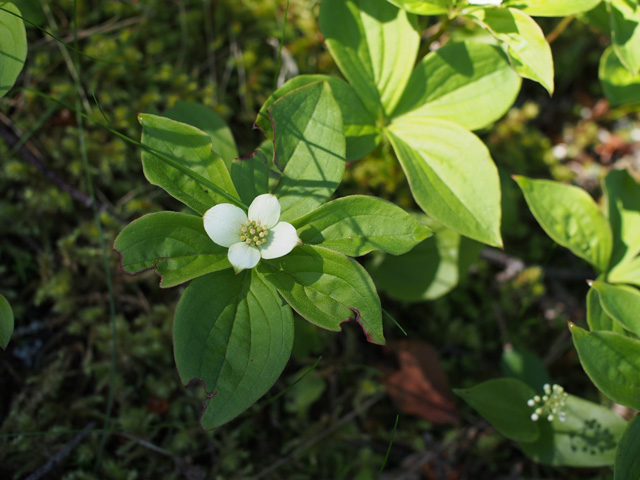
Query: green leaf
[[388, 117, 503, 246], [8, 0, 43, 27], [514, 176, 612, 272], [319, 0, 420, 118], [256, 81, 346, 222], [256, 75, 380, 161], [138, 113, 239, 214], [165, 100, 239, 170], [230, 151, 270, 206], [367, 216, 482, 301], [591, 281, 640, 336], [610, 0, 640, 75], [455, 378, 540, 442], [608, 256, 640, 287], [385, 0, 450, 15], [114, 212, 230, 288], [505, 0, 601, 17], [587, 284, 627, 335], [581, 1, 611, 34], [174, 269, 294, 429], [604, 169, 640, 268], [291, 195, 432, 257], [570, 323, 640, 410], [468, 8, 554, 94], [0, 2, 27, 98], [259, 245, 385, 345], [0, 293, 14, 350], [615, 414, 640, 479], [519, 394, 626, 467], [392, 41, 521, 129], [599, 46, 640, 105], [500, 346, 552, 391]]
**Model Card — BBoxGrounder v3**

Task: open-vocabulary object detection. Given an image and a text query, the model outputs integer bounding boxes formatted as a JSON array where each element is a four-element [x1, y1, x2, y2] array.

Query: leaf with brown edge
[[382, 339, 458, 424]]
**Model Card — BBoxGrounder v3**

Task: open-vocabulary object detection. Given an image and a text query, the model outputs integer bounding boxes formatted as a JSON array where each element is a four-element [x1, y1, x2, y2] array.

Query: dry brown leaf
[[382, 339, 459, 424]]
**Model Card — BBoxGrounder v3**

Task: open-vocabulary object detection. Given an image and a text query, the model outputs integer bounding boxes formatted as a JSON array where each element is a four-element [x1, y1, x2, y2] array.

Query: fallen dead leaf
[[382, 339, 459, 425]]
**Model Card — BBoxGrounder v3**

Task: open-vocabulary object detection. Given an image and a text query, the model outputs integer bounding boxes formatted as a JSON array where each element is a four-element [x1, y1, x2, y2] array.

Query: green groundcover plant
[[114, 83, 431, 428], [3, 0, 640, 476]]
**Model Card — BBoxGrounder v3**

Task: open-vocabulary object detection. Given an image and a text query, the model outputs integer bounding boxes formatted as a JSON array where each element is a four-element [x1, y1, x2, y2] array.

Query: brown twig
[[116, 431, 206, 479], [39, 16, 144, 46], [24, 422, 96, 480], [480, 247, 594, 282], [0, 121, 122, 221], [255, 393, 385, 479]]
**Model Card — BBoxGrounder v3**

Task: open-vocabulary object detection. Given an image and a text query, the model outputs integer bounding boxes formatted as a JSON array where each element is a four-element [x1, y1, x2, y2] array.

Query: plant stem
[[546, 15, 575, 44], [416, 15, 452, 62]]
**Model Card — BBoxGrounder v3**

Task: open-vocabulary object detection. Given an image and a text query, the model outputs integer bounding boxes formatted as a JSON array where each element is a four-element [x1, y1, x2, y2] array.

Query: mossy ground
[[1, 1, 637, 478]]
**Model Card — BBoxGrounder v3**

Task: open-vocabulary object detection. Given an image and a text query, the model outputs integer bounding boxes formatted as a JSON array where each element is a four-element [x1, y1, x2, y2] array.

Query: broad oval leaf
[[291, 195, 432, 257], [0, 1, 27, 98], [0, 293, 13, 350], [114, 211, 230, 288], [608, 256, 640, 287], [599, 46, 640, 106], [570, 323, 640, 410], [255, 82, 346, 222], [256, 75, 380, 161], [615, 414, 640, 480], [230, 151, 270, 206], [504, 0, 601, 17], [500, 346, 552, 391], [587, 284, 627, 335], [610, 0, 640, 75], [468, 8, 554, 94], [385, 0, 450, 15], [454, 378, 540, 442], [319, 0, 420, 117], [139, 113, 239, 214], [519, 394, 626, 467], [367, 216, 482, 301], [165, 100, 239, 170], [514, 176, 612, 272], [174, 269, 294, 429], [591, 281, 640, 337], [388, 117, 503, 247], [259, 245, 385, 345], [604, 169, 640, 268], [392, 41, 521, 130]]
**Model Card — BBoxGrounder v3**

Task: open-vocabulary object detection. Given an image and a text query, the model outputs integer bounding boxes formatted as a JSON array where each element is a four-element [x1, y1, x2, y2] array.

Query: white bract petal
[[468, 0, 502, 5], [203, 203, 247, 247], [260, 222, 299, 260], [228, 242, 261, 272], [248, 194, 281, 228], [203, 194, 299, 272]]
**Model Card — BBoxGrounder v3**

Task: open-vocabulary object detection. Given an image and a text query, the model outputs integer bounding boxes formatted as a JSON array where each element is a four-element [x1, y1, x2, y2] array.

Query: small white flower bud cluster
[[527, 384, 568, 422], [239, 219, 269, 247]]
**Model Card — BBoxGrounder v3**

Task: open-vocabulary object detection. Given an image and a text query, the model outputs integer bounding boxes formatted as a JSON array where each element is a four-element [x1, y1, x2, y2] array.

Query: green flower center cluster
[[527, 383, 568, 422], [239, 219, 269, 247]]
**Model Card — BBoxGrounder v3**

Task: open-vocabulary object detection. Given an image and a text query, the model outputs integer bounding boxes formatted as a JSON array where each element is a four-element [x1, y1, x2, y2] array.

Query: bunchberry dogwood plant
[[115, 81, 431, 428]]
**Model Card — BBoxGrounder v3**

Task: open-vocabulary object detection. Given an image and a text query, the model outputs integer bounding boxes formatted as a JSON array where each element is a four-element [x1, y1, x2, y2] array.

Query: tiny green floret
[[240, 219, 269, 247]]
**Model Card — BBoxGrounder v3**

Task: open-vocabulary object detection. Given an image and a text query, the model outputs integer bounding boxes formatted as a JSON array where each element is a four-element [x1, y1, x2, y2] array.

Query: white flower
[[203, 194, 299, 273], [468, 0, 502, 5]]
